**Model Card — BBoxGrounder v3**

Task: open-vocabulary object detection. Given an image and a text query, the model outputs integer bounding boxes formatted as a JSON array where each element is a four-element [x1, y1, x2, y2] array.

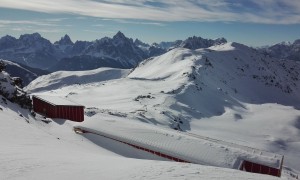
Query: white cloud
[[0, 0, 299, 24], [83, 29, 115, 35], [0, 20, 60, 27], [92, 24, 105, 27], [103, 19, 165, 26], [0, 19, 66, 34]]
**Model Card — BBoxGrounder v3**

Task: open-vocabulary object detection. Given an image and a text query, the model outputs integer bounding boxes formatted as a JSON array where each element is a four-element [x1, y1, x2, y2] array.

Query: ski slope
[[0, 96, 284, 179]]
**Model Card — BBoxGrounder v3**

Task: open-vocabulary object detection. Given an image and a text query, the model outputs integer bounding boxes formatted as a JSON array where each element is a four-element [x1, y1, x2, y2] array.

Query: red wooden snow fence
[[32, 95, 84, 122], [73, 127, 284, 178], [239, 159, 284, 177]]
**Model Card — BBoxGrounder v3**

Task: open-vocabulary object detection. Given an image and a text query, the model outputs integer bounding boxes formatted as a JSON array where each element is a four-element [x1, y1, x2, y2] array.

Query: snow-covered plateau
[[1, 42, 300, 179]]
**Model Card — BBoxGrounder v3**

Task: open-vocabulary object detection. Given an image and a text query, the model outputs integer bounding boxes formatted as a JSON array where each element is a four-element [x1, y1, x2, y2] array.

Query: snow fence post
[[279, 155, 284, 177]]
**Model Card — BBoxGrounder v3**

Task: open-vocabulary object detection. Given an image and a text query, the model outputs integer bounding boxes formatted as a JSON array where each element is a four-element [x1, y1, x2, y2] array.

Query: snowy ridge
[[25, 67, 130, 93]]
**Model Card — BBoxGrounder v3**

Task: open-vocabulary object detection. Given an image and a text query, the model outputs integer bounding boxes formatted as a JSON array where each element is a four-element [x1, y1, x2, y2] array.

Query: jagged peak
[[19, 32, 42, 40], [0, 35, 17, 41], [215, 37, 227, 44], [180, 36, 228, 50], [134, 38, 142, 44], [113, 31, 126, 39], [62, 34, 72, 41], [55, 34, 73, 45], [134, 38, 149, 47]]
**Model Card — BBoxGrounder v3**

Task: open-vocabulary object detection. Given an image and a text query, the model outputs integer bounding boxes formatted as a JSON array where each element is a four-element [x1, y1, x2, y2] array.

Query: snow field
[[25, 42, 300, 177], [75, 114, 282, 170], [0, 99, 281, 180]]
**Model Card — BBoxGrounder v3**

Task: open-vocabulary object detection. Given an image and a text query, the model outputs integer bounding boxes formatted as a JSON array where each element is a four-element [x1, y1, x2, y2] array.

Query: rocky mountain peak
[[214, 37, 227, 45], [134, 39, 149, 47], [18, 33, 52, 48], [180, 36, 227, 50], [55, 34, 74, 46], [113, 31, 126, 40], [19, 32, 42, 41], [0, 35, 18, 49], [0, 35, 17, 41]]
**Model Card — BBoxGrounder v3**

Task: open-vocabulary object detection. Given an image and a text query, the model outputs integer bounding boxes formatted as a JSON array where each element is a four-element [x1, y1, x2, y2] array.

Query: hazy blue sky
[[0, 0, 299, 46]]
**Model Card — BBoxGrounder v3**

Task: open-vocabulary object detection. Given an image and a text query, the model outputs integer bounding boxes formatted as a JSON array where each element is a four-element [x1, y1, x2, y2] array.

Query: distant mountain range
[[259, 40, 300, 61], [0, 32, 227, 72], [1, 31, 299, 77], [0, 33, 60, 70]]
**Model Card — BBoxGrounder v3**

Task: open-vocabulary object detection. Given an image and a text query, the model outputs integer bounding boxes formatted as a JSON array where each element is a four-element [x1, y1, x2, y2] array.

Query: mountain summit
[[55, 34, 74, 46], [179, 36, 227, 50], [113, 31, 127, 40], [0, 33, 59, 69]]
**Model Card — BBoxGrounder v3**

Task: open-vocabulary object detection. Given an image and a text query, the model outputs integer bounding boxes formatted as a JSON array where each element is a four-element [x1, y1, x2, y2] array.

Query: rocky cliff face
[[179, 36, 227, 50], [0, 61, 32, 109]]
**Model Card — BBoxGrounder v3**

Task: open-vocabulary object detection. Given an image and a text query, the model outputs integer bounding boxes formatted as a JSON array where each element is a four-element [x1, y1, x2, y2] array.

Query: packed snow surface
[[0, 96, 281, 180], [75, 114, 283, 170]]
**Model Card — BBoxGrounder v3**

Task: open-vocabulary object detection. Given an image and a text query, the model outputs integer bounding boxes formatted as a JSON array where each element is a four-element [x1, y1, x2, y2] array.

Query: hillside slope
[[26, 67, 130, 93], [0, 94, 283, 179], [26, 42, 300, 173]]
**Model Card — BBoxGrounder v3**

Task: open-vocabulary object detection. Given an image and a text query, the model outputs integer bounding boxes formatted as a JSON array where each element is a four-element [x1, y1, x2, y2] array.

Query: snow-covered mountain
[[0, 32, 229, 73], [1, 59, 49, 86], [260, 39, 300, 61], [47, 32, 152, 71], [54, 34, 74, 54], [69, 40, 93, 56], [134, 39, 168, 58], [26, 42, 300, 173], [178, 36, 227, 50], [156, 40, 183, 50], [0, 32, 149, 71], [0, 33, 60, 69]]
